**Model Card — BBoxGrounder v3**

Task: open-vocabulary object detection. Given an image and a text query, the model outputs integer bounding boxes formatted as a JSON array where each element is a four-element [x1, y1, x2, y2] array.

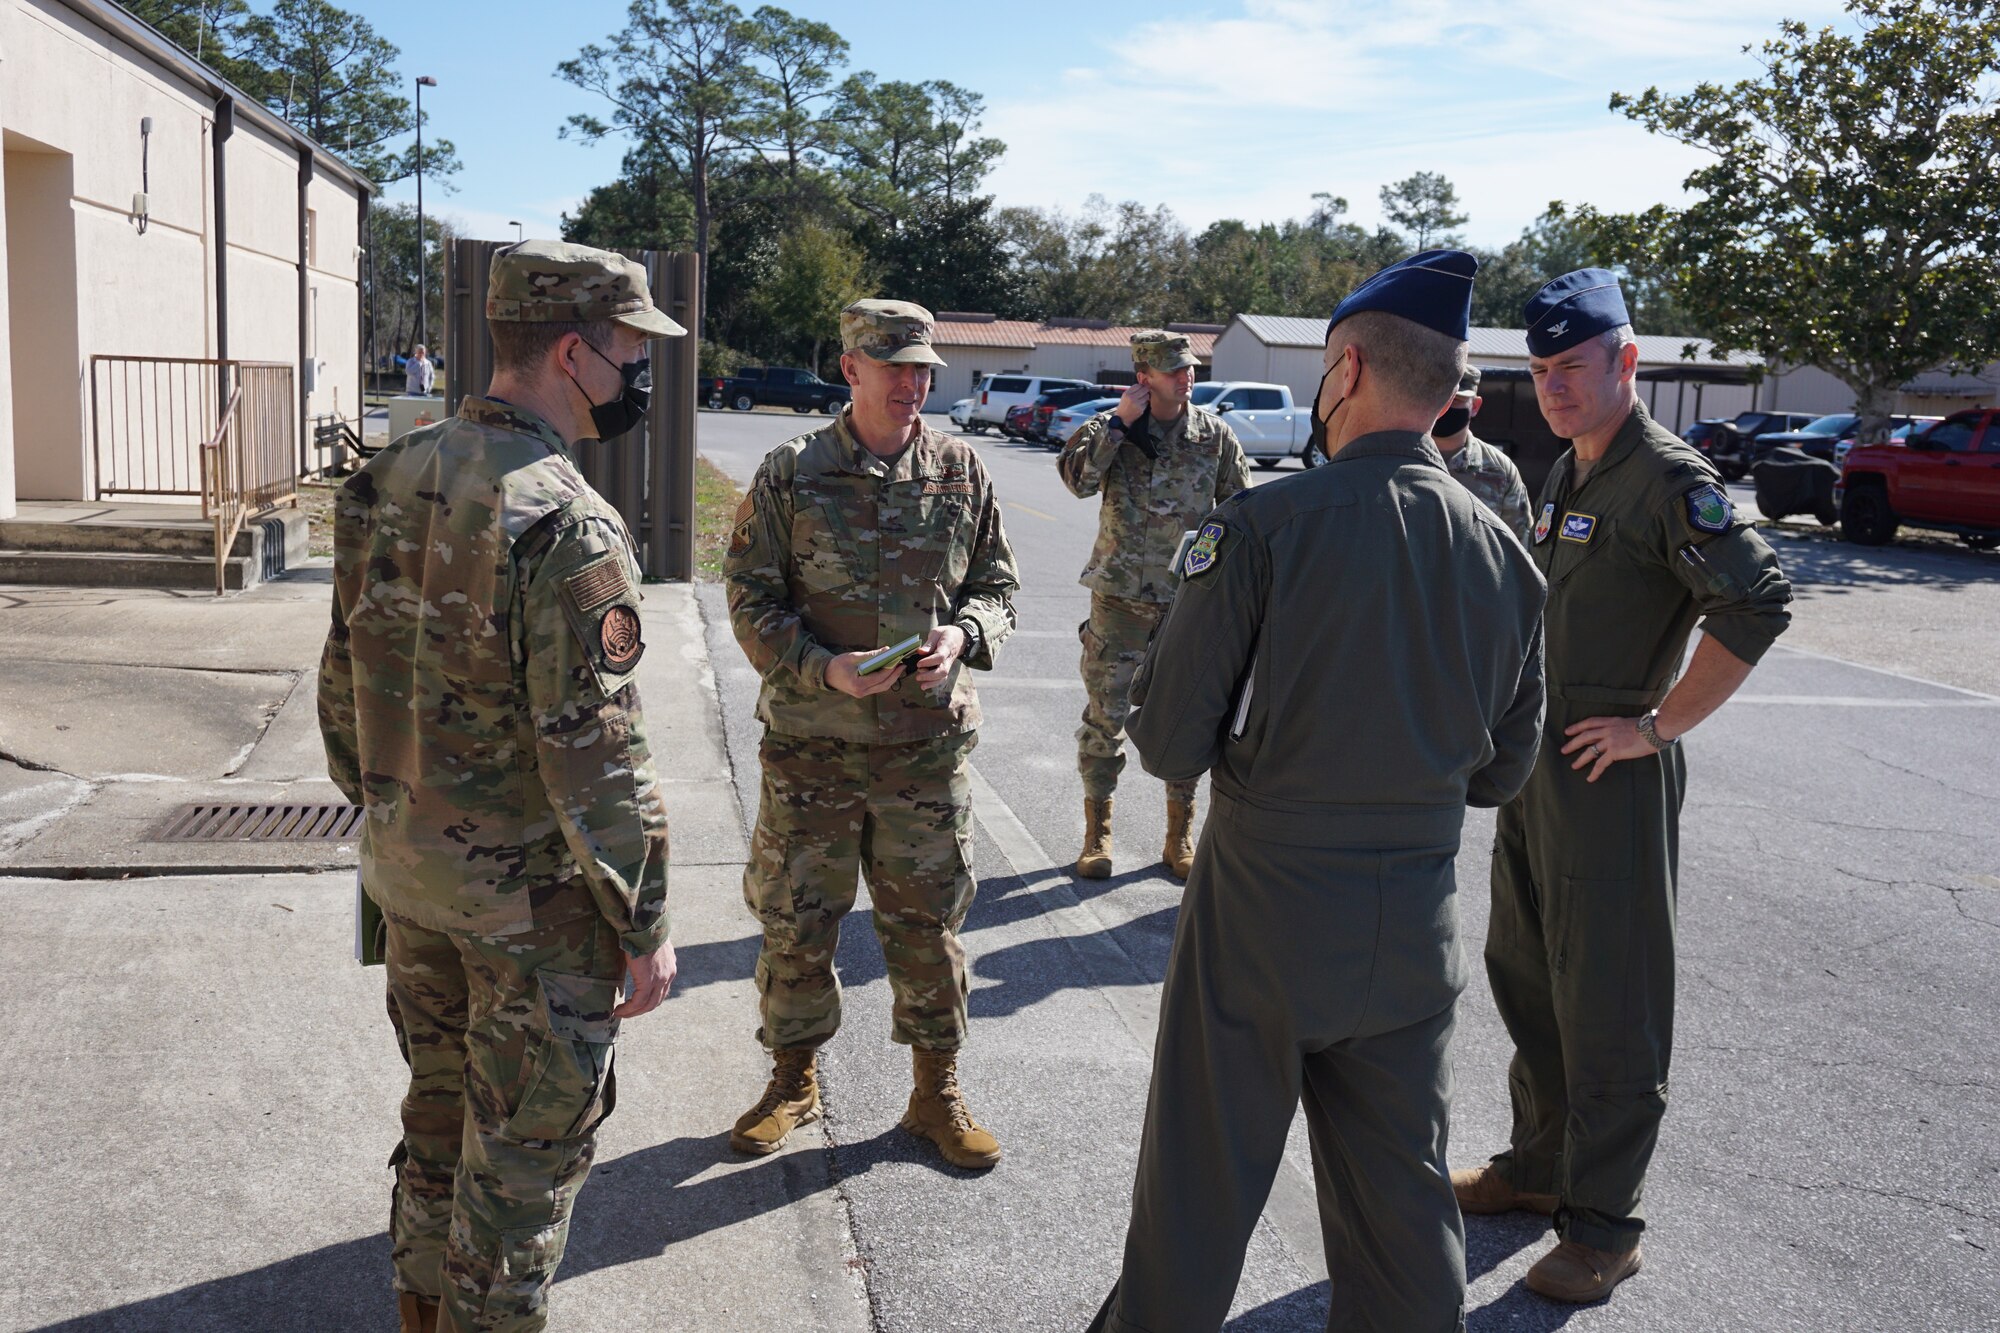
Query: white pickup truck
[[1190, 381, 1315, 467]]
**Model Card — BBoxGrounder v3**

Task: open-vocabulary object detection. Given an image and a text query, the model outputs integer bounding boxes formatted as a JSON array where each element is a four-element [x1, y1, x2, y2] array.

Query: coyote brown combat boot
[[1077, 797, 1114, 879], [1451, 1164, 1557, 1215], [1163, 797, 1196, 879], [397, 1292, 439, 1333], [1524, 1240, 1642, 1303], [901, 1048, 1002, 1169], [730, 1046, 820, 1155]]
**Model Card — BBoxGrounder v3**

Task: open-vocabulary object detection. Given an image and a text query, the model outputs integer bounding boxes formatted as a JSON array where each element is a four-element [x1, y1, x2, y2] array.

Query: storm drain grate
[[155, 803, 365, 843]]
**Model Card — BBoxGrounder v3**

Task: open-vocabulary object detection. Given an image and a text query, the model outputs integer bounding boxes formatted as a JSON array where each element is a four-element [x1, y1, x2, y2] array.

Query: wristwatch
[[955, 618, 982, 660], [1105, 416, 1128, 437], [1636, 710, 1674, 751]]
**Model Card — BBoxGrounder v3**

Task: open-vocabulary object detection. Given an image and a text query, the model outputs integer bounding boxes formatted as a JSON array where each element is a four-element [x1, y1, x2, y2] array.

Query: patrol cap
[[1456, 365, 1483, 395], [486, 240, 686, 338], [1523, 268, 1629, 357], [1326, 249, 1478, 342], [1131, 329, 1199, 373], [841, 299, 946, 366]]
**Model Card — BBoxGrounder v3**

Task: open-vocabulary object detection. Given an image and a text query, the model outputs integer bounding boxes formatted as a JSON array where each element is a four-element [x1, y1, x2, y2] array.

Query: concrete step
[[0, 507, 307, 560], [0, 548, 255, 591]]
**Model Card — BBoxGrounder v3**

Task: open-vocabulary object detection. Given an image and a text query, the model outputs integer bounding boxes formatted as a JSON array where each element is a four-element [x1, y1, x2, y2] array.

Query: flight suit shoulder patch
[[1182, 520, 1227, 577], [1684, 482, 1734, 533]]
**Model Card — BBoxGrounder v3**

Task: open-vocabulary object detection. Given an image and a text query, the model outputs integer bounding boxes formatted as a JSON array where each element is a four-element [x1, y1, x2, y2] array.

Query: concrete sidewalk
[[0, 576, 870, 1331]]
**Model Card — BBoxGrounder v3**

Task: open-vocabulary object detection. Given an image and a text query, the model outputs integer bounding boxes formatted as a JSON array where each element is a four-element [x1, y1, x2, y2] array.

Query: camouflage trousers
[[744, 729, 979, 1052], [383, 906, 623, 1333], [1079, 592, 1197, 803]]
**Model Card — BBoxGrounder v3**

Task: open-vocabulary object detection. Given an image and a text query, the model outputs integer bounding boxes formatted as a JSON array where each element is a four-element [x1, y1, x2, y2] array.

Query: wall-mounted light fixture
[[134, 115, 152, 233]]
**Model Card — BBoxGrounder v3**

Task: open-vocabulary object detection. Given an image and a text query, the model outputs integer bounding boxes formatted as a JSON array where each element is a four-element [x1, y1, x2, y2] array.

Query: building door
[[3, 135, 84, 501]]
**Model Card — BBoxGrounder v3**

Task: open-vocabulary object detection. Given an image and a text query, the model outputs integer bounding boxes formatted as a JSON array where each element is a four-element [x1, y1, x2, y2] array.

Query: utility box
[[387, 395, 445, 445]]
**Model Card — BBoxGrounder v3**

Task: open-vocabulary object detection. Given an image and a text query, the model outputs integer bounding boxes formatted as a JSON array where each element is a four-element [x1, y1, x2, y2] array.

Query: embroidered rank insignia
[[1685, 483, 1733, 533], [1534, 503, 1555, 544], [600, 604, 644, 671], [1559, 512, 1597, 544], [1182, 520, 1226, 576]]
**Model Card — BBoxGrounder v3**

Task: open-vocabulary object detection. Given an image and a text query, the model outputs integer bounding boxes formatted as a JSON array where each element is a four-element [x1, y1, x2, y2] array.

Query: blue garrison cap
[[1326, 249, 1478, 342], [1523, 268, 1630, 357]]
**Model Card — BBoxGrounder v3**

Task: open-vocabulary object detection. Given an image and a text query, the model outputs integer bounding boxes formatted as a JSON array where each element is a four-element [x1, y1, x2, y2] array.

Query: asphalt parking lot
[[693, 407, 2000, 1332]]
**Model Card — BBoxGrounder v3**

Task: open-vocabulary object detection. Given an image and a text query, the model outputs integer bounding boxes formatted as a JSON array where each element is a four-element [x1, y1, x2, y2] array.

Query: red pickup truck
[[1837, 407, 2000, 550]]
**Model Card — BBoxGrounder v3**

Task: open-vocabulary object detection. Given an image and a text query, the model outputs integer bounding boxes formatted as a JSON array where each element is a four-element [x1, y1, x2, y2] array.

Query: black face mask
[[1434, 405, 1472, 438], [567, 340, 651, 440], [1307, 353, 1351, 460]]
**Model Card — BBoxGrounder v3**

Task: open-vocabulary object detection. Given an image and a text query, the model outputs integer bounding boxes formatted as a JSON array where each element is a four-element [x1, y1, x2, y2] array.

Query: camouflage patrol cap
[[486, 240, 686, 338], [1131, 329, 1199, 372], [1457, 365, 1483, 395], [841, 299, 946, 365]]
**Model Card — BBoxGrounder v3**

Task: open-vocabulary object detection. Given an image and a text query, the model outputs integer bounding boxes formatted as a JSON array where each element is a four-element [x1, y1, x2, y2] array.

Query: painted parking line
[[1006, 502, 1059, 522], [1766, 642, 2000, 702], [963, 762, 1333, 1285]]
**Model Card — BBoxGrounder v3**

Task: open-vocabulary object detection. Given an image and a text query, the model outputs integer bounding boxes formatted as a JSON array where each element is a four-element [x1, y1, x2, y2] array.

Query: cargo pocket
[[1551, 874, 1652, 1083], [477, 1223, 568, 1323], [502, 970, 621, 1143]]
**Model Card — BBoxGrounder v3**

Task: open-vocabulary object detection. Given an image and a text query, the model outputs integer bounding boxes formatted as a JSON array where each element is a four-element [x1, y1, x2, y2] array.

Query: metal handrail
[[199, 387, 245, 596]]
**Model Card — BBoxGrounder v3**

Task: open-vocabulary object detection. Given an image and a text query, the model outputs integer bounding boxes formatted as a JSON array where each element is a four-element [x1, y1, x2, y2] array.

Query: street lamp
[[509, 220, 523, 244], [414, 75, 437, 355]]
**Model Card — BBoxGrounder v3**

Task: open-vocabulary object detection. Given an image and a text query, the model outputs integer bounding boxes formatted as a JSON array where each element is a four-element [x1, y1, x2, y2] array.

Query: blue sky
[[358, 0, 1854, 249]]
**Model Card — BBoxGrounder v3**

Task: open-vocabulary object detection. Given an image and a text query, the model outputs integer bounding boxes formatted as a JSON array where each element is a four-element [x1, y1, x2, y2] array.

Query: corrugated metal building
[[925, 314, 1221, 409]]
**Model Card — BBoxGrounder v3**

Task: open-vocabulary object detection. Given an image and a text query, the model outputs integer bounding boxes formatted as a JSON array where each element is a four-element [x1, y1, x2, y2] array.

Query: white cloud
[[982, 0, 1852, 241]]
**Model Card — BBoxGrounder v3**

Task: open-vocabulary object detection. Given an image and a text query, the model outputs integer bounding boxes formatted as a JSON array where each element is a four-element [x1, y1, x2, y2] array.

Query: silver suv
[[968, 374, 1093, 430]]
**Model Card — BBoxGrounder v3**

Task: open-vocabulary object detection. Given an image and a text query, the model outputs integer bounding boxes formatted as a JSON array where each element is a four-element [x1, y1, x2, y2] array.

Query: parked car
[[969, 374, 1094, 430], [708, 365, 850, 415], [949, 397, 975, 429], [1049, 397, 1122, 446], [1755, 413, 1940, 466], [1683, 419, 1729, 459], [1002, 403, 1037, 439], [1837, 406, 2000, 549], [1029, 385, 1121, 444], [1707, 411, 1819, 480], [1832, 416, 1942, 469], [1189, 381, 1315, 466]]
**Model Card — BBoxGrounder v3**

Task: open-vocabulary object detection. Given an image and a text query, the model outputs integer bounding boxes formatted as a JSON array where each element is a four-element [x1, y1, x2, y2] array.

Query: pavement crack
[[0, 748, 75, 778], [1832, 867, 2000, 932], [1832, 740, 1999, 803], [1695, 1166, 1999, 1225]]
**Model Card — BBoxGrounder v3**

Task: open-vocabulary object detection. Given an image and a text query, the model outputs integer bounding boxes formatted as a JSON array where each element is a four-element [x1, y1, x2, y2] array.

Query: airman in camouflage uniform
[[1436, 364, 1534, 543], [1059, 330, 1250, 880], [319, 240, 683, 1333], [724, 298, 1019, 1169]]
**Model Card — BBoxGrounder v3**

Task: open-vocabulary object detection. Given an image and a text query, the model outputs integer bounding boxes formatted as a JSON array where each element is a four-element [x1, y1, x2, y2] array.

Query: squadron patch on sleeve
[[600, 604, 644, 670], [1182, 520, 1227, 577], [727, 493, 757, 558], [1684, 482, 1734, 533]]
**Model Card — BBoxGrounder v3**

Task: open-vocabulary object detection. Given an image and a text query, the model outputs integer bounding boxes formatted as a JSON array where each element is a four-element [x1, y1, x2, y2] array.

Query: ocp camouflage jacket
[[724, 413, 1018, 745], [1059, 405, 1251, 604], [318, 397, 670, 955]]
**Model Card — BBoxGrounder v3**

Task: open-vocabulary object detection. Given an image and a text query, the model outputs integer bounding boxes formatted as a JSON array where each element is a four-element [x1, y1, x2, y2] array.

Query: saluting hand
[[1560, 716, 1654, 783], [914, 624, 968, 691]]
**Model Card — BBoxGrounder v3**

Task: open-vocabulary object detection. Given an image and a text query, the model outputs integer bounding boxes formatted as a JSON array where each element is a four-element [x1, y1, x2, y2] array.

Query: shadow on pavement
[[971, 903, 1177, 1020], [1468, 1287, 1584, 1332], [31, 1233, 391, 1332], [1224, 1280, 1331, 1330], [1465, 1210, 1551, 1282], [1762, 522, 2000, 593]]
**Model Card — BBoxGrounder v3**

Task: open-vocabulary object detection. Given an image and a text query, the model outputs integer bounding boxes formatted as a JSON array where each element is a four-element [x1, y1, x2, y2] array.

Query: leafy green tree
[[754, 222, 873, 374], [1379, 171, 1467, 249], [1469, 209, 1695, 334], [115, 0, 269, 92], [922, 82, 1005, 206], [364, 202, 454, 363], [863, 195, 1020, 318], [1569, 0, 2000, 437], [560, 0, 761, 332], [737, 7, 849, 187], [562, 145, 697, 251]]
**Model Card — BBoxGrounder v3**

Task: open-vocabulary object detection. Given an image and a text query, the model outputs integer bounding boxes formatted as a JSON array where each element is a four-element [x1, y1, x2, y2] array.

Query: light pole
[[509, 220, 523, 244], [414, 75, 437, 354]]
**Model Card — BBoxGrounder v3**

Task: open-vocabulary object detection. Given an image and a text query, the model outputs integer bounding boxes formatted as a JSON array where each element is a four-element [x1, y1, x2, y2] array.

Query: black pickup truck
[[708, 366, 851, 415]]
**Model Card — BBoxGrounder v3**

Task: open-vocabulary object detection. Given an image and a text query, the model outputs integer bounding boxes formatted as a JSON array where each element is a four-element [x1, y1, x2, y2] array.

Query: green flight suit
[[1484, 402, 1791, 1255], [1094, 432, 1547, 1333]]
